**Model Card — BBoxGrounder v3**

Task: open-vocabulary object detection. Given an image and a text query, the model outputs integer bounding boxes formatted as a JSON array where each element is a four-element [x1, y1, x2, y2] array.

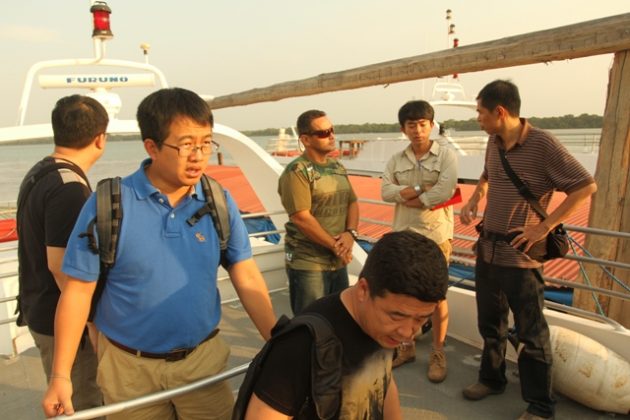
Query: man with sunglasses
[[278, 109, 359, 315], [381, 100, 458, 383], [43, 88, 276, 419]]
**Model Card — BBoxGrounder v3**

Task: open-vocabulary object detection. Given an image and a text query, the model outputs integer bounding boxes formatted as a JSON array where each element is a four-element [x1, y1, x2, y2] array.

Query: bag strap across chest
[[497, 147, 549, 220]]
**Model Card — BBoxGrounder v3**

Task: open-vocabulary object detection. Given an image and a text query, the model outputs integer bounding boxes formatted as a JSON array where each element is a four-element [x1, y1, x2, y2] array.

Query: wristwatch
[[413, 185, 422, 196], [345, 229, 359, 240]]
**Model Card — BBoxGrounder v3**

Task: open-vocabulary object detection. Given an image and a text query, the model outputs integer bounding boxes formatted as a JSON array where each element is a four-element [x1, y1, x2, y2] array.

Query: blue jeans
[[287, 267, 349, 315], [475, 257, 555, 418]]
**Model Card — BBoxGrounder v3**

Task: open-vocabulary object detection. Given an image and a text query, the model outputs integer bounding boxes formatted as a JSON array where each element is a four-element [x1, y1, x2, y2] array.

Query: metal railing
[[43, 283, 292, 419], [2, 206, 628, 326], [1, 206, 629, 419], [50, 364, 251, 419], [356, 197, 630, 270], [354, 197, 630, 308], [0, 316, 17, 326], [544, 301, 627, 332]]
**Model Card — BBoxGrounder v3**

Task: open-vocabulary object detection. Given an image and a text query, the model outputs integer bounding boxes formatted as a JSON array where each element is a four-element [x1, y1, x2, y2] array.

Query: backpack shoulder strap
[[289, 313, 343, 419], [187, 174, 231, 267], [95, 177, 123, 265], [17, 161, 89, 219], [79, 177, 123, 322], [231, 313, 342, 420], [203, 174, 231, 251]]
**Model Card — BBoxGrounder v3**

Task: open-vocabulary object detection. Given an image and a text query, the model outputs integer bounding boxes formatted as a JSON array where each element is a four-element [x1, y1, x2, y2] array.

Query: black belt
[[480, 230, 515, 243], [107, 328, 219, 362]]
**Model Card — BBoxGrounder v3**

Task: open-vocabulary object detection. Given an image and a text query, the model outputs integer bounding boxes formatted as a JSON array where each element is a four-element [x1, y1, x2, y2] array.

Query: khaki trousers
[[96, 331, 233, 420]]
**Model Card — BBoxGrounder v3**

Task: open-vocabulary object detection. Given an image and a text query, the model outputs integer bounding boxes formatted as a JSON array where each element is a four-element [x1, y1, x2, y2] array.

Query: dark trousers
[[475, 257, 555, 418]]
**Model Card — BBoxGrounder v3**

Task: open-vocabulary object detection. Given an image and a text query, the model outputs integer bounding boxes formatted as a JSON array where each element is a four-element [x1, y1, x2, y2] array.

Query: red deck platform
[[1, 165, 590, 284], [0, 219, 17, 242], [206, 165, 591, 283]]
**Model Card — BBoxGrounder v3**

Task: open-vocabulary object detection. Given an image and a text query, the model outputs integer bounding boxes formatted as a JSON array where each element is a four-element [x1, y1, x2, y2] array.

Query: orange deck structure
[[0, 219, 17, 242], [206, 165, 591, 284], [0, 165, 590, 285]]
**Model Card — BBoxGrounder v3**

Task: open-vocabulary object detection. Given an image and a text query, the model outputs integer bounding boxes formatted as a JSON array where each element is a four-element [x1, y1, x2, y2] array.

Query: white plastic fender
[[550, 325, 630, 415]]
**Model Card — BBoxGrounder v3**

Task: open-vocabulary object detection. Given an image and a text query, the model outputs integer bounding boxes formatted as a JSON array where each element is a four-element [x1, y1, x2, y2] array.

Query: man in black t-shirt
[[243, 231, 449, 419], [16, 95, 108, 411]]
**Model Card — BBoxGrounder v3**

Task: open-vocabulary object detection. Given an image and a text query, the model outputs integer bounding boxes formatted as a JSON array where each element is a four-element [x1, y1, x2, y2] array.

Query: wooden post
[[573, 50, 630, 328], [207, 13, 630, 110]]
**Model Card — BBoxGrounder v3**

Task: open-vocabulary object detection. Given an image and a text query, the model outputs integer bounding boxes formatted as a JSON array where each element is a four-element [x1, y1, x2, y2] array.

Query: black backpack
[[15, 159, 91, 325], [80, 174, 231, 320], [232, 313, 343, 420]]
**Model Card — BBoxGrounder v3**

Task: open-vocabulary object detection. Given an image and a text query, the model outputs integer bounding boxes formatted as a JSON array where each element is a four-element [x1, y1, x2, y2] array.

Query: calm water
[[0, 129, 600, 204]]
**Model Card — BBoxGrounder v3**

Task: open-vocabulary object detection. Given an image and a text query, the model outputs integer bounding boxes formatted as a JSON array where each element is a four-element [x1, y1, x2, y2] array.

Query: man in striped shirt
[[459, 80, 596, 420]]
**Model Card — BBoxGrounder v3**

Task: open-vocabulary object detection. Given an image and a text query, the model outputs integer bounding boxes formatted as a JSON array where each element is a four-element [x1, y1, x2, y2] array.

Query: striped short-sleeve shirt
[[478, 119, 594, 268]]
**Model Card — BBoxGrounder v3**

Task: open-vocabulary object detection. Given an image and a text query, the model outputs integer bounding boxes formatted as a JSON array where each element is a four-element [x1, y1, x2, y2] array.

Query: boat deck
[[1, 289, 623, 420]]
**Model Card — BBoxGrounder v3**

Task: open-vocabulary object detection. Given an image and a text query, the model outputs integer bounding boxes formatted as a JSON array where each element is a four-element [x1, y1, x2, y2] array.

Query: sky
[[0, 0, 628, 132]]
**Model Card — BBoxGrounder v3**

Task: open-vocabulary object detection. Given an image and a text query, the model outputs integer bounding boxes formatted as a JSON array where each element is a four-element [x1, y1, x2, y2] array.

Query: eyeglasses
[[162, 140, 219, 157], [308, 127, 334, 139]]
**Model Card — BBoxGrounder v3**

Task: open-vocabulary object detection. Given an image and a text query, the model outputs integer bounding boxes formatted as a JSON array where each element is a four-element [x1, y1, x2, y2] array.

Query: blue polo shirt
[[63, 160, 252, 352]]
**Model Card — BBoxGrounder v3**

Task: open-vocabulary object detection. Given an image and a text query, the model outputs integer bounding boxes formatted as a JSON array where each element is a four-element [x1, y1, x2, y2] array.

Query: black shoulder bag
[[497, 148, 569, 262]]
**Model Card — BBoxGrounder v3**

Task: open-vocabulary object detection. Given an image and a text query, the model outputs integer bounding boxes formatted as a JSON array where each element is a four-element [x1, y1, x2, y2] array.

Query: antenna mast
[[446, 9, 459, 80]]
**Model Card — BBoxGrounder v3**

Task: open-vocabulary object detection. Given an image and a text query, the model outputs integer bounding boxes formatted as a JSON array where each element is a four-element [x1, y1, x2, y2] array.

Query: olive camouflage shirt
[[278, 155, 357, 271]]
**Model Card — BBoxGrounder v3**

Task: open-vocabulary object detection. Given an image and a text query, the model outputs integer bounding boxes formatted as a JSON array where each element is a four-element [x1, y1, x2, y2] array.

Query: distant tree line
[[241, 113, 602, 136], [241, 123, 401, 136], [442, 113, 603, 131]]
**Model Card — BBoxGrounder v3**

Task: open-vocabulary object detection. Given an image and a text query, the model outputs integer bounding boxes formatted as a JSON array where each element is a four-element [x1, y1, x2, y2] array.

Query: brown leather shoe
[[392, 341, 416, 368], [462, 382, 504, 400], [427, 349, 447, 383]]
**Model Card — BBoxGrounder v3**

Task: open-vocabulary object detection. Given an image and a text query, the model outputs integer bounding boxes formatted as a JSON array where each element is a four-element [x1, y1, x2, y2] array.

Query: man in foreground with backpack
[[17, 95, 108, 413], [240, 230, 449, 419], [42, 88, 277, 419]]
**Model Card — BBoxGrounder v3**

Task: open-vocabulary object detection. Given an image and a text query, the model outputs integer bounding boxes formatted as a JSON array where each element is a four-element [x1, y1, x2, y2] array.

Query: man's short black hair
[[51, 95, 109, 149], [137, 87, 214, 146], [296, 109, 327, 136], [398, 100, 435, 127], [360, 230, 448, 302], [476, 79, 521, 117]]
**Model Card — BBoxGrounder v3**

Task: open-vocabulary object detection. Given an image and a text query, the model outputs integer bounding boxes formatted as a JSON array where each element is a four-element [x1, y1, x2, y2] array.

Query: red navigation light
[[90, 1, 113, 39]]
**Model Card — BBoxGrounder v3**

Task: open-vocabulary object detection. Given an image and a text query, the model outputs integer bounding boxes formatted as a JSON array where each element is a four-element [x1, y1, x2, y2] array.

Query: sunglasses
[[308, 127, 335, 139]]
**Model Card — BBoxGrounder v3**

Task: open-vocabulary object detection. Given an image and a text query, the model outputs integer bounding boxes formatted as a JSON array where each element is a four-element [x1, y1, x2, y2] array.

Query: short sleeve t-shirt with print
[[253, 293, 392, 419]]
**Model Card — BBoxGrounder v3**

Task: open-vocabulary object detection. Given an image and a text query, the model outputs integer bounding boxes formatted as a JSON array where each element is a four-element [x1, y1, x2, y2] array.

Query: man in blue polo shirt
[[42, 88, 277, 420]]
